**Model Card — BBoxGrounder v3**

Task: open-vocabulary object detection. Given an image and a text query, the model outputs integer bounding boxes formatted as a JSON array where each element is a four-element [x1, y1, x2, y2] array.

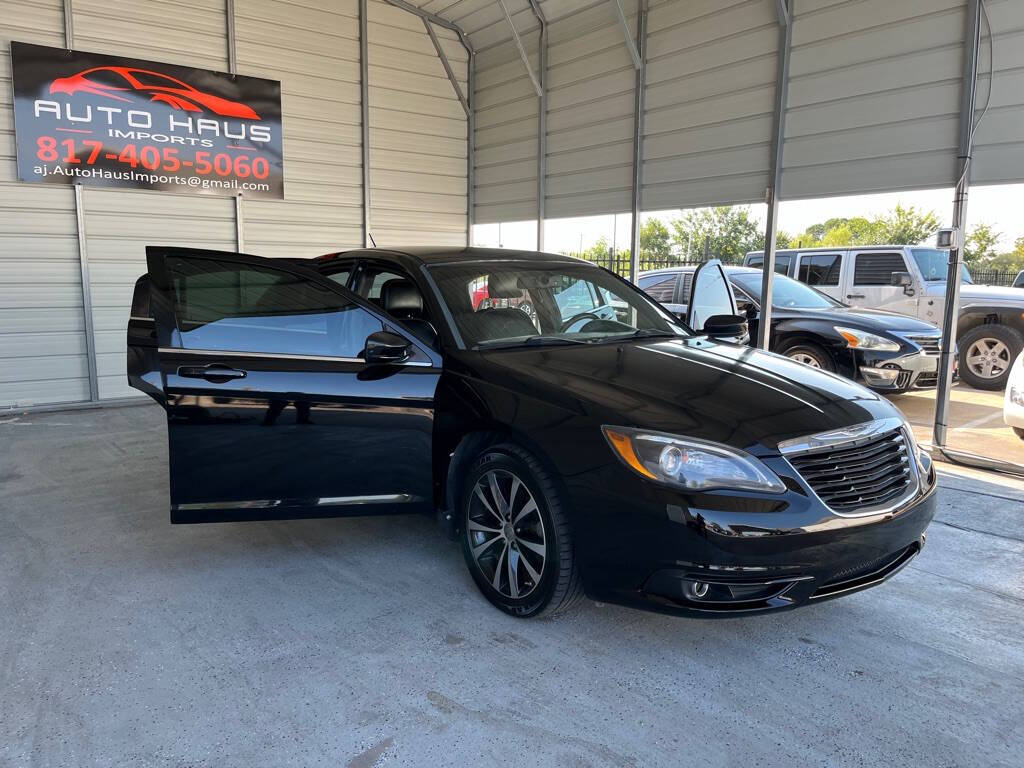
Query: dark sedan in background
[[639, 265, 947, 394]]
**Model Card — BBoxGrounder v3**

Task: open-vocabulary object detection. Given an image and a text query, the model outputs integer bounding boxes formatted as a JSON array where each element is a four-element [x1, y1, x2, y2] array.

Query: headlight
[[834, 326, 900, 352], [602, 427, 786, 494]]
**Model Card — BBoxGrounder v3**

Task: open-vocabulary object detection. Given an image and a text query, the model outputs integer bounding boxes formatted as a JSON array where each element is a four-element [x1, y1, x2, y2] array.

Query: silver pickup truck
[[744, 245, 1024, 390]]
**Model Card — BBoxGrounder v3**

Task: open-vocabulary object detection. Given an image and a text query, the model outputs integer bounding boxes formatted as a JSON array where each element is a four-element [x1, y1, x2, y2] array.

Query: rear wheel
[[459, 443, 583, 618], [780, 341, 835, 372], [958, 324, 1023, 391]]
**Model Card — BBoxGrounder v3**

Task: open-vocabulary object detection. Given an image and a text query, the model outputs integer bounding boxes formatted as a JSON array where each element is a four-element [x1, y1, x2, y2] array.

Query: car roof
[[314, 246, 590, 268], [639, 264, 763, 278]]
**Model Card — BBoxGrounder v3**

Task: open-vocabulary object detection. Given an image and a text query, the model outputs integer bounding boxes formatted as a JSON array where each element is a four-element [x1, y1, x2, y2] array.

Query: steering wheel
[[559, 311, 602, 333]]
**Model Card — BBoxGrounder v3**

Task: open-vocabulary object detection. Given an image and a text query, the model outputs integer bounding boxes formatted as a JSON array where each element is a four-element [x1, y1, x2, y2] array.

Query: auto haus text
[[32, 100, 273, 146]]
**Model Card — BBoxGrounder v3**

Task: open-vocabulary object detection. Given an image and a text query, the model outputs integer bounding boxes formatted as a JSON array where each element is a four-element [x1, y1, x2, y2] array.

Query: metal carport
[[2, 0, 1024, 461]]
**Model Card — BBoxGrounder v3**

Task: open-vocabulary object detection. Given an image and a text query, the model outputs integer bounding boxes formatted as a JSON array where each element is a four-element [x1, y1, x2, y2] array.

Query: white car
[[1003, 351, 1024, 439]]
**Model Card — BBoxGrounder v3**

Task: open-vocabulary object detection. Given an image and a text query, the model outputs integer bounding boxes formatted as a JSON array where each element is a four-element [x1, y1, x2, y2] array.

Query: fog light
[[684, 580, 710, 600]]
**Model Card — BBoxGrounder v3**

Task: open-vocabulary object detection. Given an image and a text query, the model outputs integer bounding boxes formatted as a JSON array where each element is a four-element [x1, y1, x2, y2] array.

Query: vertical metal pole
[[527, 1, 547, 252], [934, 0, 982, 449], [467, 50, 475, 247], [360, 0, 373, 247], [628, 0, 647, 283], [64, 0, 99, 402], [225, 0, 244, 252], [757, 1, 792, 350]]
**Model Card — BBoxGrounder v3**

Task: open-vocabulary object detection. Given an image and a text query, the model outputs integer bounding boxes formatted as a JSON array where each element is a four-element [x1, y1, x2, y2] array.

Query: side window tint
[[166, 257, 382, 357], [639, 275, 678, 303], [799, 254, 842, 286], [854, 253, 906, 285], [368, 270, 407, 301], [325, 269, 351, 287], [746, 255, 791, 274], [131, 275, 151, 317]]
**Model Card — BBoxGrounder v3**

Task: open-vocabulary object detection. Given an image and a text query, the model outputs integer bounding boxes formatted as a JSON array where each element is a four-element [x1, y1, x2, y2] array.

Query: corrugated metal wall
[[236, 0, 364, 257], [971, 0, 1024, 185], [367, 0, 468, 246], [782, 0, 964, 199], [72, 0, 237, 401], [0, 2, 91, 408]]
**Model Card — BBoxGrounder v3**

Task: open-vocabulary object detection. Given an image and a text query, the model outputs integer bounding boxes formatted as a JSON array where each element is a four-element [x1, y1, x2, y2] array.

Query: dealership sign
[[10, 42, 283, 199]]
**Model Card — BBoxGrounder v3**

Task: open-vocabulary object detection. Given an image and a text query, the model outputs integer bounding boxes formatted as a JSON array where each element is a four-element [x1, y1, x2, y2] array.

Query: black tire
[[957, 324, 1023, 391], [779, 340, 836, 372], [459, 443, 583, 618]]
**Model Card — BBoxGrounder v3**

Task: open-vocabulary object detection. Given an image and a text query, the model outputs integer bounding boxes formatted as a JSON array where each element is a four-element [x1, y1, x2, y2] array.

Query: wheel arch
[[955, 308, 1024, 339]]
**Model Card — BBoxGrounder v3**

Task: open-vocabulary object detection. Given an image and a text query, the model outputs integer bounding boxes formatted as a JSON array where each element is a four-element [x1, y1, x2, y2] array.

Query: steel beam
[[757, 1, 792, 350], [424, 18, 470, 117], [628, 1, 648, 282], [496, 0, 542, 98], [360, 0, 372, 247], [527, 0, 547, 251], [226, 0, 244, 251], [382, 1, 475, 244], [610, 0, 642, 70], [934, 0, 982, 449], [63, 0, 99, 403]]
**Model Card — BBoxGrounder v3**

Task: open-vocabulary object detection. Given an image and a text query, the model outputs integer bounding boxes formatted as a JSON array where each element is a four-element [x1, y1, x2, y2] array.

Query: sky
[[473, 183, 1024, 254]]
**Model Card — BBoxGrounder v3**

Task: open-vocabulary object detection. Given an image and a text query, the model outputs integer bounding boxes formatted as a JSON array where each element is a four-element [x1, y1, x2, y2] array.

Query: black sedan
[[639, 265, 945, 393], [128, 247, 936, 619]]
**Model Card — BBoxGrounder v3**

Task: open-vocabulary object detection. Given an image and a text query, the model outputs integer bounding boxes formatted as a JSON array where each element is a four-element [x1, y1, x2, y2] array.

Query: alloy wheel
[[466, 469, 546, 600], [965, 338, 1010, 380], [788, 351, 822, 368]]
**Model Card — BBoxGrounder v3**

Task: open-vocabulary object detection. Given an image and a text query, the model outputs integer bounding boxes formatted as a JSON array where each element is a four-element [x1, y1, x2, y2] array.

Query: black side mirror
[[364, 330, 412, 363], [703, 314, 749, 338], [890, 271, 914, 296]]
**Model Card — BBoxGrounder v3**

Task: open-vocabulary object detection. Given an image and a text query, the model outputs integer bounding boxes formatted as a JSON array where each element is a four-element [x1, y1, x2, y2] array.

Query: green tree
[[580, 235, 613, 263], [639, 217, 672, 259], [872, 204, 940, 245], [963, 222, 1001, 265], [669, 206, 764, 263]]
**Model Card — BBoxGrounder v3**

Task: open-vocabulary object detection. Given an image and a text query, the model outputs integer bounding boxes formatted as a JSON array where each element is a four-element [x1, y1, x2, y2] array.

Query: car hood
[[781, 305, 938, 332], [471, 337, 898, 454], [923, 282, 1024, 305]]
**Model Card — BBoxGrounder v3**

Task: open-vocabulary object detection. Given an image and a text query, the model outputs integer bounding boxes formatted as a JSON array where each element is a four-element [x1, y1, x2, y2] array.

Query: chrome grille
[[786, 427, 912, 514], [905, 334, 941, 355]]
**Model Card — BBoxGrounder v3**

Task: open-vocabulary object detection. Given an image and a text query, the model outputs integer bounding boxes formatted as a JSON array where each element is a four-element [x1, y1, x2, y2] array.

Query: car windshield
[[911, 248, 973, 283], [428, 260, 687, 349], [730, 271, 840, 309]]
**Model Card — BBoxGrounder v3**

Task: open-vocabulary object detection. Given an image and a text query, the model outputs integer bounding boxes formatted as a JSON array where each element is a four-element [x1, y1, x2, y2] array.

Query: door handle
[[847, 293, 865, 299], [177, 363, 247, 382]]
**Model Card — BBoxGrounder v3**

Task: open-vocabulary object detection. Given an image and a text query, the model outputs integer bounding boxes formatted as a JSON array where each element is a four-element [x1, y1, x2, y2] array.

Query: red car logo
[[50, 66, 260, 119]]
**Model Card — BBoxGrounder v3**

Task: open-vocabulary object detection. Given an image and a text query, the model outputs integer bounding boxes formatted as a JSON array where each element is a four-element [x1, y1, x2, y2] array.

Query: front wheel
[[958, 324, 1023, 391], [459, 443, 583, 618], [780, 341, 835, 372]]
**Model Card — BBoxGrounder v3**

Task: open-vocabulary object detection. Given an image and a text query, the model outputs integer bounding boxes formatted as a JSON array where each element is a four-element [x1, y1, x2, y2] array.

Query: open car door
[[685, 259, 749, 345], [144, 246, 441, 523]]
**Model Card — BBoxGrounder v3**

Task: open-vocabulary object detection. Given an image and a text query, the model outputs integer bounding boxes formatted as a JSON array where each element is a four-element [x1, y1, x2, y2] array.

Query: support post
[[226, 0, 244, 251], [64, 0, 100, 402], [360, 0, 372, 247], [628, 0, 647, 283], [757, 0, 793, 350], [934, 0, 982, 449], [527, 1, 547, 251]]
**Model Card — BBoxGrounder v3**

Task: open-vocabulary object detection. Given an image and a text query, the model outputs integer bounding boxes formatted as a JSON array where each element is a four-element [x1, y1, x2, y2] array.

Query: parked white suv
[[744, 245, 1024, 391]]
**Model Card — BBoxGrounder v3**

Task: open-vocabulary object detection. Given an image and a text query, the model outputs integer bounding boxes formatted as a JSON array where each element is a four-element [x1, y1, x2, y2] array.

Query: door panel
[[847, 251, 917, 316], [147, 246, 440, 523]]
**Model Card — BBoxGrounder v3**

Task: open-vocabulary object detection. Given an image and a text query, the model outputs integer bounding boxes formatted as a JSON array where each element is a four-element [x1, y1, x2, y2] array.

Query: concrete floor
[[894, 382, 1024, 464], [2, 404, 1023, 768]]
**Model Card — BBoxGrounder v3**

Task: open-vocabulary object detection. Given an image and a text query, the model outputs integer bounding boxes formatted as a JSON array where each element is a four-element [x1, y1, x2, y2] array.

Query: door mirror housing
[[890, 271, 915, 296], [364, 330, 412, 363], [703, 314, 749, 339]]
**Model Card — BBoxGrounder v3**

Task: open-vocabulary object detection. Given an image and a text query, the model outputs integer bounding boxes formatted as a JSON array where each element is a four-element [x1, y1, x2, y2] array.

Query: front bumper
[[572, 460, 938, 619], [857, 348, 943, 391]]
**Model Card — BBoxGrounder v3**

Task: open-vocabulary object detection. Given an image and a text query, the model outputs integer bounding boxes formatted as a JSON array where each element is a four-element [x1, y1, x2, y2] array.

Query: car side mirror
[[703, 314, 749, 339], [735, 298, 757, 319], [891, 271, 915, 296], [364, 330, 412, 363]]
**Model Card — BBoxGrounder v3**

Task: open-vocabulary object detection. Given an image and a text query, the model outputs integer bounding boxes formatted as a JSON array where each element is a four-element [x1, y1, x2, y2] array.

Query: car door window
[[638, 274, 678, 303], [165, 255, 382, 357], [746, 254, 792, 275], [798, 254, 842, 286], [853, 253, 906, 285], [321, 260, 354, 289]]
